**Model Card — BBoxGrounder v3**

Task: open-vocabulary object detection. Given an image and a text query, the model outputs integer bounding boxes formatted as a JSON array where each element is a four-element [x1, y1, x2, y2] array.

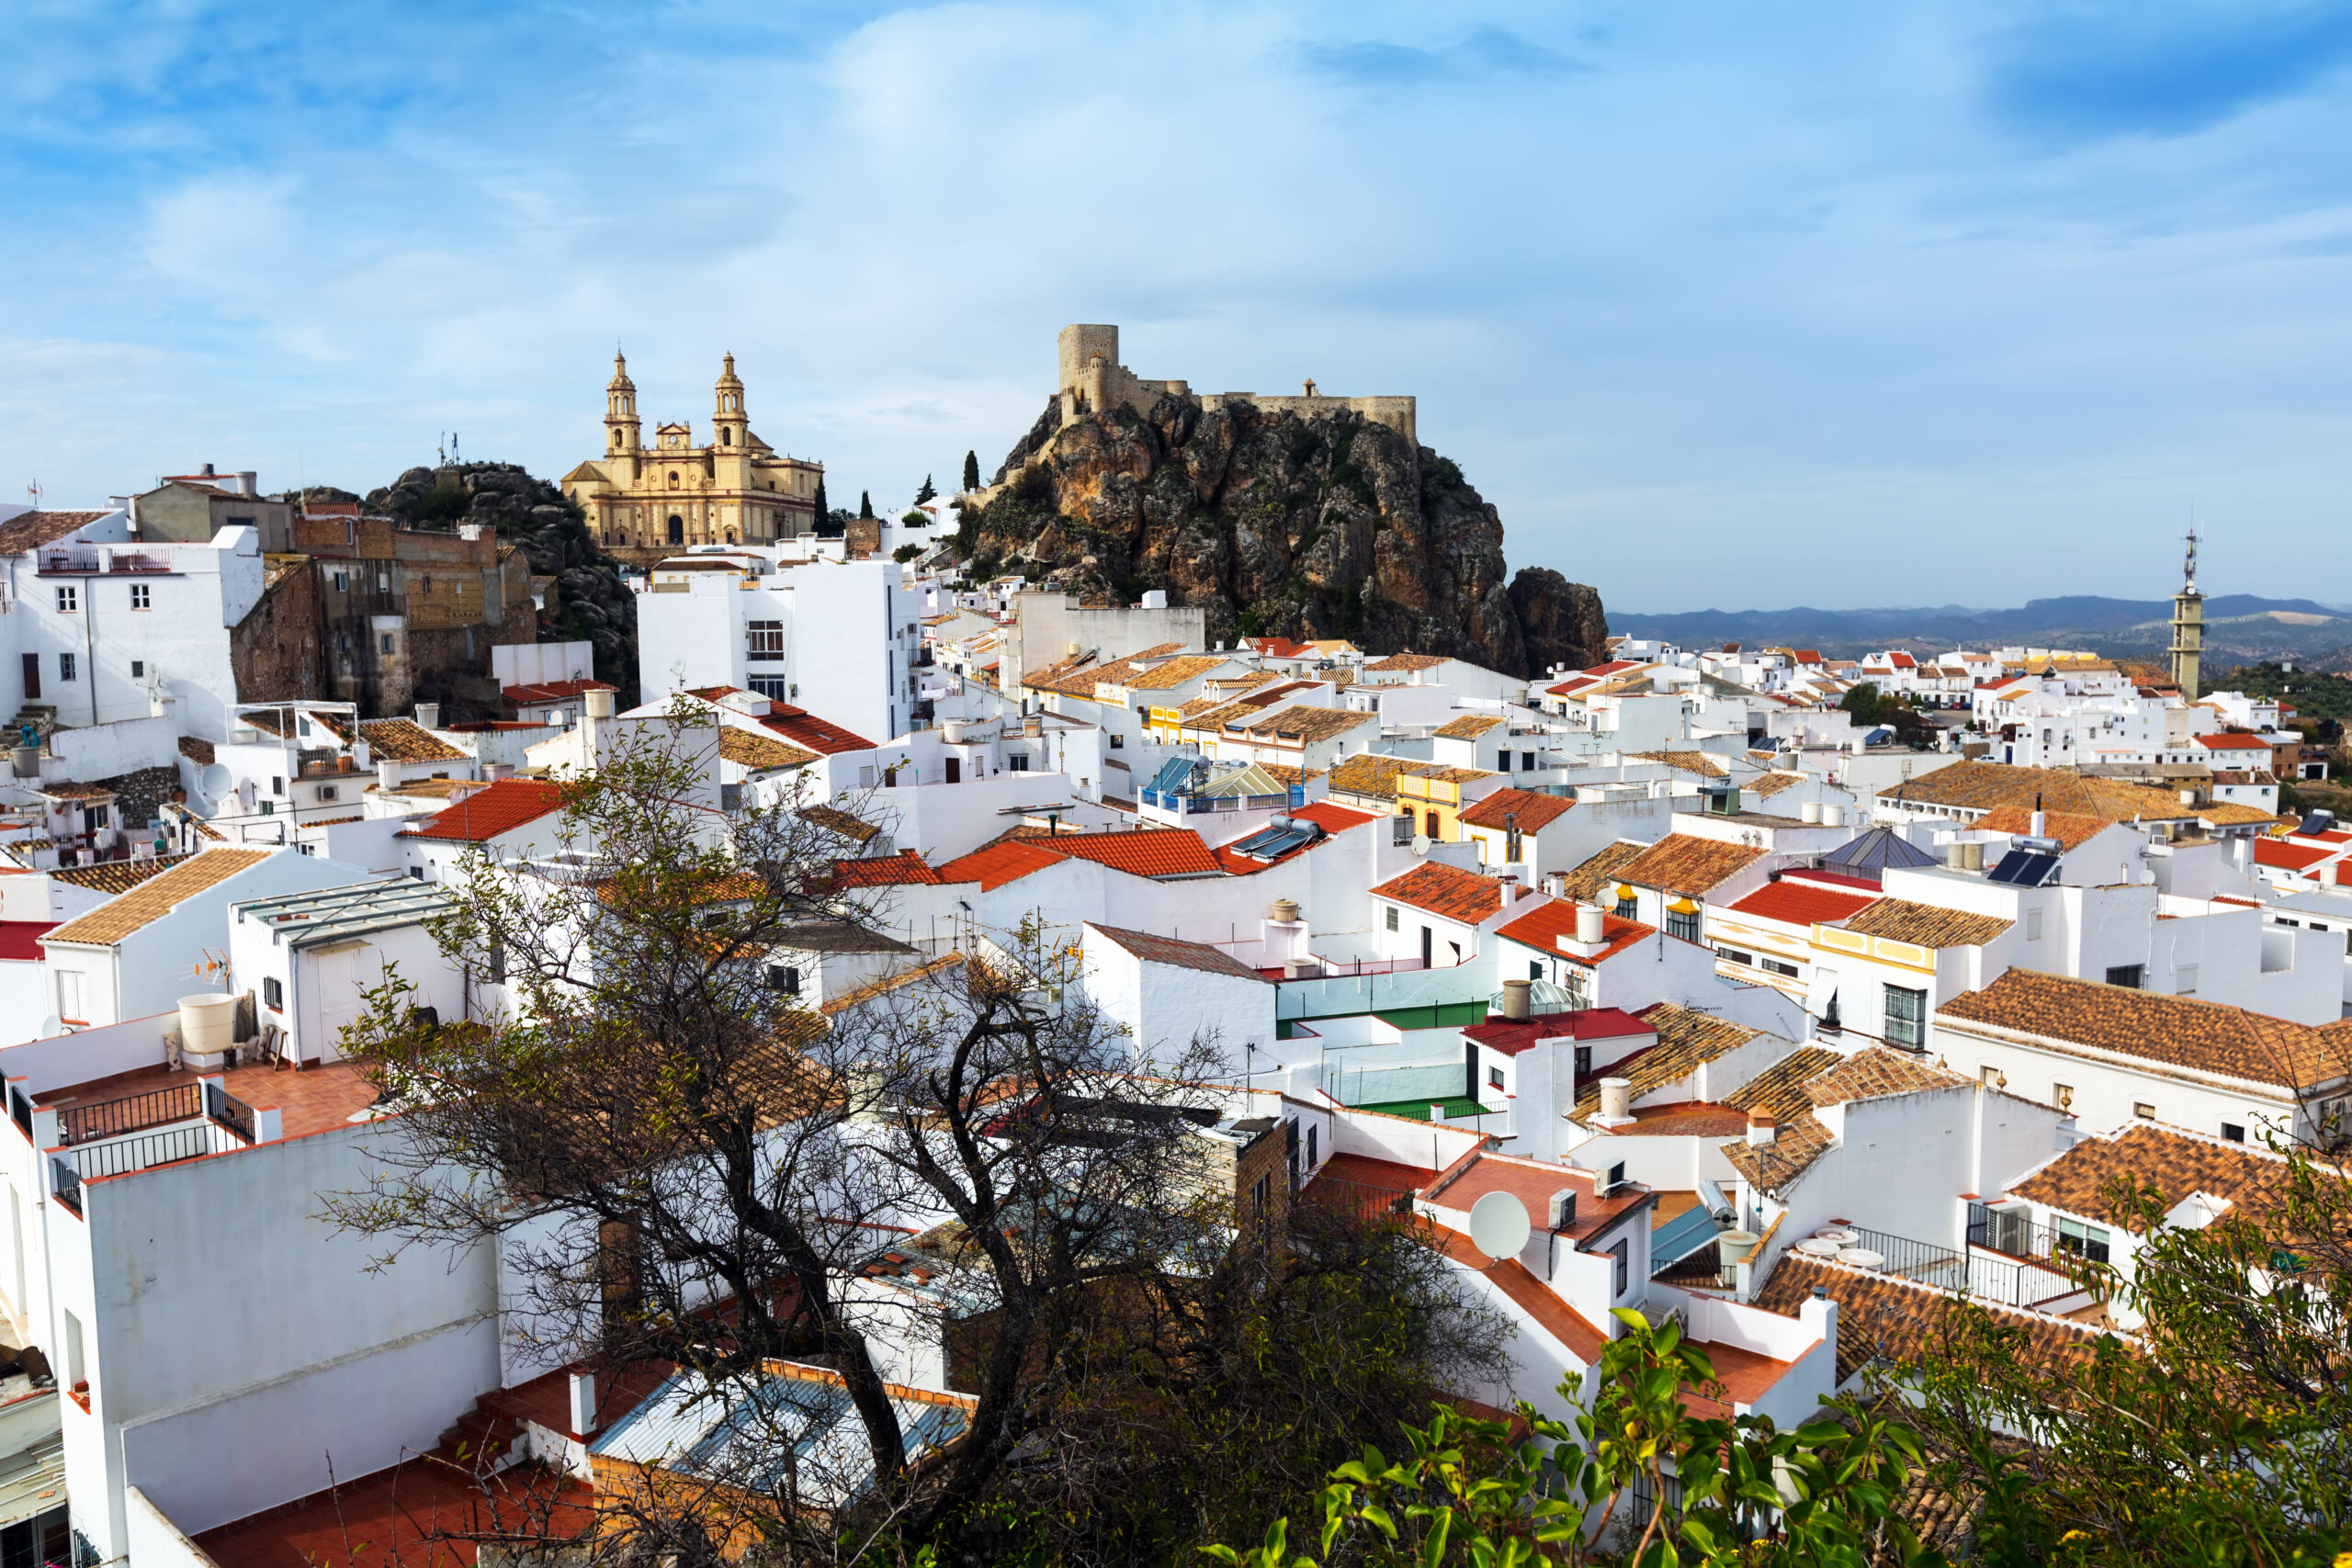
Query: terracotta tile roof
[[1049, 828, 1221, 878], [718, 728, 820, 772], [1803, 1046, 1970, 1108], [1459, 787, 1574, 833], [1880, 761, 2197, 822], [503, 678, 614, 705], [2202, 801, 2286, 826], [403, 779, 571, 843], [1327, 752, 1413, 801], [1613, 835, 1769, 897], [1119, 654, 1231, 692], [1753, 1253, 2109, 1384], [2194, 733, 2273, 750], [934, 837, 1069, 890], [830, 852, 942, 887], [1370, 862, 1507, 924], [38, 781, 115, 799], [1747, 771, 1807, 797], [2255, 839, 2334, 872], [1235, 704, 1374, 743], [1364, 652, 1450, 672], [1404, 763, 1500, 786], [177, 736, 216, 765], [761, 705, 876, 755], [1938, 968, 2352, 1091], [0, 510, 110, 555], [1289, 801, 1379, 834], [1424, 1221, 1607, 1361], [798, 805, 883, 844], [1842, 898, 2013, 949], [1434, 714, 1507, 739], [1629, 750, 1732, 777], [355, 717, 469, 763], [47, 856, 193, 894], [2007, 1121, 2329, 1228], [1725, 879, 1880, 927], [1086, 923, 1273, 982], [1571, 1003, 1766, 1118], [1559, 840, 1650, 902], [1715, 1046, 1846, 1190], [42, 848, 277, 947], [1971, 805, 2115, 851], [1494, 898, 1652, 964]]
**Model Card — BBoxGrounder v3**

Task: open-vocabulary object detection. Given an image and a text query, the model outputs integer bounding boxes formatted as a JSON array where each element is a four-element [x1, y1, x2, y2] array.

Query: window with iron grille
[[1884, 986, 1927, 1050], [747, 620, 785, 660]]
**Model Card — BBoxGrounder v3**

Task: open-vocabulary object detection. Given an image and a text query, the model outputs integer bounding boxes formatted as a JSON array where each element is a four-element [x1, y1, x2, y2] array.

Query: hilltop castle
[[561, 353, 824, 555], [1055, 324, 1417, 445]]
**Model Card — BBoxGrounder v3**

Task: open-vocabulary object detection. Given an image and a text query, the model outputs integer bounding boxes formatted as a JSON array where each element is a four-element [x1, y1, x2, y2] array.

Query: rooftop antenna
[[2183, 521, 2199, 594], [452, 431, 461, 465], [437, 433, 447, 467]]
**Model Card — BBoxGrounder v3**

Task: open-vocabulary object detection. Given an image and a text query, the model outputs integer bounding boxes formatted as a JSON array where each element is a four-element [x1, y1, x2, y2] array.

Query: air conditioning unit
[[1594, 1161, 1627, 1198]]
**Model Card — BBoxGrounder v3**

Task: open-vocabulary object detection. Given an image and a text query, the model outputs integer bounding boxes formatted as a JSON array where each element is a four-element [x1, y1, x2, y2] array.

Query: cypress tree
[[962, 450, 980, 492], [859, 491, 875, 519], [915, 474, 937, 504], [813, 476, 829, 522]]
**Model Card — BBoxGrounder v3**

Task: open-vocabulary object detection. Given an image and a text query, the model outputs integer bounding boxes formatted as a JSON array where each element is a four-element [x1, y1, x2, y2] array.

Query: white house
[[1080, 922, 1279, 1076]]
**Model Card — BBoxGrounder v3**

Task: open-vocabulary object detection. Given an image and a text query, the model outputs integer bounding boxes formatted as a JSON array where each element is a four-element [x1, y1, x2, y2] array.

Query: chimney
[[568, 1370, 596, 1437], [1747, 1112, 1778, 1146], [1595, 1077, 1634, 1126], [1500, 978, 1532, 1021], [352, 738, 372, 771], [584, 687, 616, 721], [378, 758, 402, 795], [414, 702, 441, 729], [2030, 794, 2045, 840]]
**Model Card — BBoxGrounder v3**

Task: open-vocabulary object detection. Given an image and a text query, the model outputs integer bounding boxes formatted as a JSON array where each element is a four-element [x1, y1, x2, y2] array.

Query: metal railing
[[205, 1081, 258, 1145], [51, 1156, 82, 1215], [68, 1123, 219, 1180], [1968, 1201, 2110, 1267], [58, 1082, 205, 1145]]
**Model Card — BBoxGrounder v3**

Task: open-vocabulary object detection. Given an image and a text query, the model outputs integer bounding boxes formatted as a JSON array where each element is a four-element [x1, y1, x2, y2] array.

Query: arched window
[[725, 529, 736, 544], [611, 430, 620, 447], [722, 429, 733, 446], [667, 515, 684, 545], [668, 471, 679, 489]]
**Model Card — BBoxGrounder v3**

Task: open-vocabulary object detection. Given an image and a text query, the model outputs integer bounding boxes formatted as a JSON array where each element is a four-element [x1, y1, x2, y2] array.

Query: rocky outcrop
[[362, 463, 639, 704], [964, 399, 1604, 678]]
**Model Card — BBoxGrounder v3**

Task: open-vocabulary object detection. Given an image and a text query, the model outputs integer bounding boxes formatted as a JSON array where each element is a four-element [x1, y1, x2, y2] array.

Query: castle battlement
[[1055, 323, 1417, 446]]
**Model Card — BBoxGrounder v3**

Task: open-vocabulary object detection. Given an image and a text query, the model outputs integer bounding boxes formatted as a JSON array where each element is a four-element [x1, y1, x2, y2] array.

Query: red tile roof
[[934, 838, 1069, 891], [1492, 899, 1655, 964], [1290, 801, 1380, 834], [2255, 840, 2334, 872], [761, 705, 876, 755], [1048, 828, 1221, 878], [1424, 1221, 1606, 1363], [1725, 879, 1881, 927], [1370, 862, 1507, 924], [2195, 733, 2273, 750], [1458, 787, 1575, 833], [831, 852, 943, 886], [1464, 1006, 1654, 1055], [403, 779, 570, 842]]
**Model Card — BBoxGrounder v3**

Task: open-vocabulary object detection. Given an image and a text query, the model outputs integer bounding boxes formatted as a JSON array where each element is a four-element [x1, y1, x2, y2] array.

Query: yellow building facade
[[561, 353, 823, 555]]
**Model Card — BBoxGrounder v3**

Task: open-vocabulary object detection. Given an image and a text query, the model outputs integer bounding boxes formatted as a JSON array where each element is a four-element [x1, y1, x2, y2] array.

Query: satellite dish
[[1467, 1190, 1532, 1261], [1412, 835, 1431, 857], [37, 1016, 61, 1042], [198, 762, 233, 799]]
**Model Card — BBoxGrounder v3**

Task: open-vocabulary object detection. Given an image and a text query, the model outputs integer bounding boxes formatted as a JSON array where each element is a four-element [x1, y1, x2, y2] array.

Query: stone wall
[[1054, 322, 1417, 445]]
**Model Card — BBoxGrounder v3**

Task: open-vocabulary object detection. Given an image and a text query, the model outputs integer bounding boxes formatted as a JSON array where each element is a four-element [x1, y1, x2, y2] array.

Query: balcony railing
[[51, 1156, 81, 1215], [36, 550, 173, 576], [1967, 1201, 2111, 1268], [58, 1081, 205, 1145]]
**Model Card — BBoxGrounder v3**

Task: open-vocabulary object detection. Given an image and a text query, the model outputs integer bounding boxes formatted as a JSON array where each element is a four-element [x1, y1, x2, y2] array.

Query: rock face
[[964, 398, 1605, 678], [361, 463, 640, 704]]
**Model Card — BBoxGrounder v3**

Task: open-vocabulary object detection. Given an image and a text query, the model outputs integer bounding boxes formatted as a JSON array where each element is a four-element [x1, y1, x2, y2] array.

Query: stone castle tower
[[1055, 323, 1417, 445]]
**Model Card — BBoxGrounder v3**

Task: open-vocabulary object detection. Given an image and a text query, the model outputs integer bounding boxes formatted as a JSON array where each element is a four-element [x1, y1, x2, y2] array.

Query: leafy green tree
[[963, 449, 982, 493], [1206, 1311, 1939, 1567], [1840, 682, 1888, 728], [1906, 1142, 2352, 1566], [892, 543, 922, 563], [915, 474, 937, 504]]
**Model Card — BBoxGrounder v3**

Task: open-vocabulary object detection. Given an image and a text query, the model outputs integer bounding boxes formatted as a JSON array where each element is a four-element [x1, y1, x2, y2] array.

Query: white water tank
[[942, 718, 969, 744], [1576, 902, 1605, 944], [178, 993, 238, 1061], [1801, 800, 1824, 824], [1597, 1077, 1633, 1122], [1795, 1236, 1842, 1258], [1836, 1247, 1887, 1272], [1716, 1228, 1761, 1265], [585, 687, 616, 720], [1822, 803, 1847, 827]]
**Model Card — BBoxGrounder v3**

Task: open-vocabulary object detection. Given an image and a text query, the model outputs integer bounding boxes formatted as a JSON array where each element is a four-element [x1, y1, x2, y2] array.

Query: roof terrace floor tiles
[[37, 1057, 380, 1141], [197, 1461, 594, 1568]]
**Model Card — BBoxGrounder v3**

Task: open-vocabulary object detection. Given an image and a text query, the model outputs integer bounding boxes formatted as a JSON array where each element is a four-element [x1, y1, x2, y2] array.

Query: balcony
[[36, 549, 174, 576], [21, 1077, 261, 1217]]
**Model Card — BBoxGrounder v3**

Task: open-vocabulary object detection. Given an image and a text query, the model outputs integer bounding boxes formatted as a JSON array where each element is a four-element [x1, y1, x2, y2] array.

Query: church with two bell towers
[[560, 353, 825, 558]]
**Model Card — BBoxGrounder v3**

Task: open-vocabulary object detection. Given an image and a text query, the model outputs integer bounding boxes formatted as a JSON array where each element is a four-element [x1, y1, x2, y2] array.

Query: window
[[130, 660, 143, 679], [1497, 751, 1511, 772], [1391, 813, 1412, 847], [333, 570, 348, 592], [54, 586, 76, 614], [1522, 751, 1535, 771], [2052, 1082, 2073, 1110], [1529, 960, 1543, 981], [746, 620, 785, 661], [272, 776, 285, 796], [1884, 985, 1927, 1050], [1385, 907, 1399, 932], [58, 653, 75, 682], [1716, 946, 1754, 966], [2133, 1101, 2155, 1120], [1614, 893, 1637, 920], [263, 976, 284, 1011], [2176, 963, 2198, 995], [1251, 1173, 1271, 1221], [2106, 964, 2143, 989], [1610, 1240, 1629, 1296], [1306, 1125, 1317, 1168], [768, 964, 800, 995], [55, 970, 84, 1022], [1424, 810, 1442, 840], [1666, 906, 1700, 942], [1762, 957, 1800, 978], [129, 583, 151, 610], [1488, 1065, 1505, 1089], [379, 633, 394, 654], [2055, 1215, 2111, 1265], [487, 945, 505, 984], [1574, 1044, 1592, 1077], [2222, 1122, 2245, 1144], [749, 676, 789, 699]]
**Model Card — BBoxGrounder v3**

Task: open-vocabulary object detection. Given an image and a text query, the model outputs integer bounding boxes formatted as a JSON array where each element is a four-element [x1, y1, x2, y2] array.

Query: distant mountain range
[[1611, 595, 2352, 671]]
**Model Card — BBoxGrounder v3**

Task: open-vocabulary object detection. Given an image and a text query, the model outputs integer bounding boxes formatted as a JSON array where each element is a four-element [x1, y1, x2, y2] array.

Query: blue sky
[[5, 1, 2351, 611]]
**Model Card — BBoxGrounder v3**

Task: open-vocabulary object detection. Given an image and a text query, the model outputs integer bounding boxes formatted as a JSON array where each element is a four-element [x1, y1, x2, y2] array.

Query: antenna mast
[[2183, 524, 2199, 593]]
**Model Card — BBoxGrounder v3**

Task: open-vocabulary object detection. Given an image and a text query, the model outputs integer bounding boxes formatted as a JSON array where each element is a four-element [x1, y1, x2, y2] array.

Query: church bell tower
[[605, 352, 642, 468], [713, 353, 749, 452]]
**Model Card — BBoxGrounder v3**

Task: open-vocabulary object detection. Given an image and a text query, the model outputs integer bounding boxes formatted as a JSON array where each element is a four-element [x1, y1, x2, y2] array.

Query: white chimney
[[352, 737, 371, 770], [2030, 808, 2047, 838], [1747, 1112, 1778, 1146], [378, 758, 402, 794], [1595, 1077, 1634, 1126], [568, 1370, 596, 1436]]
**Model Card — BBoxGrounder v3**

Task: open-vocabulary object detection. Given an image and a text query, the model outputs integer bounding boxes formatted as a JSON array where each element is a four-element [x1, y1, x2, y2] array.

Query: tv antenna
[[2183, 524, 2199, 594], [25, 480, 40, 509]]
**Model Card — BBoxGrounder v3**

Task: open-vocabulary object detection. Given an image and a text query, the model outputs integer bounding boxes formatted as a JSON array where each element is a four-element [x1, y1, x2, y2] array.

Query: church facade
[[561, 354, 823, 556]]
